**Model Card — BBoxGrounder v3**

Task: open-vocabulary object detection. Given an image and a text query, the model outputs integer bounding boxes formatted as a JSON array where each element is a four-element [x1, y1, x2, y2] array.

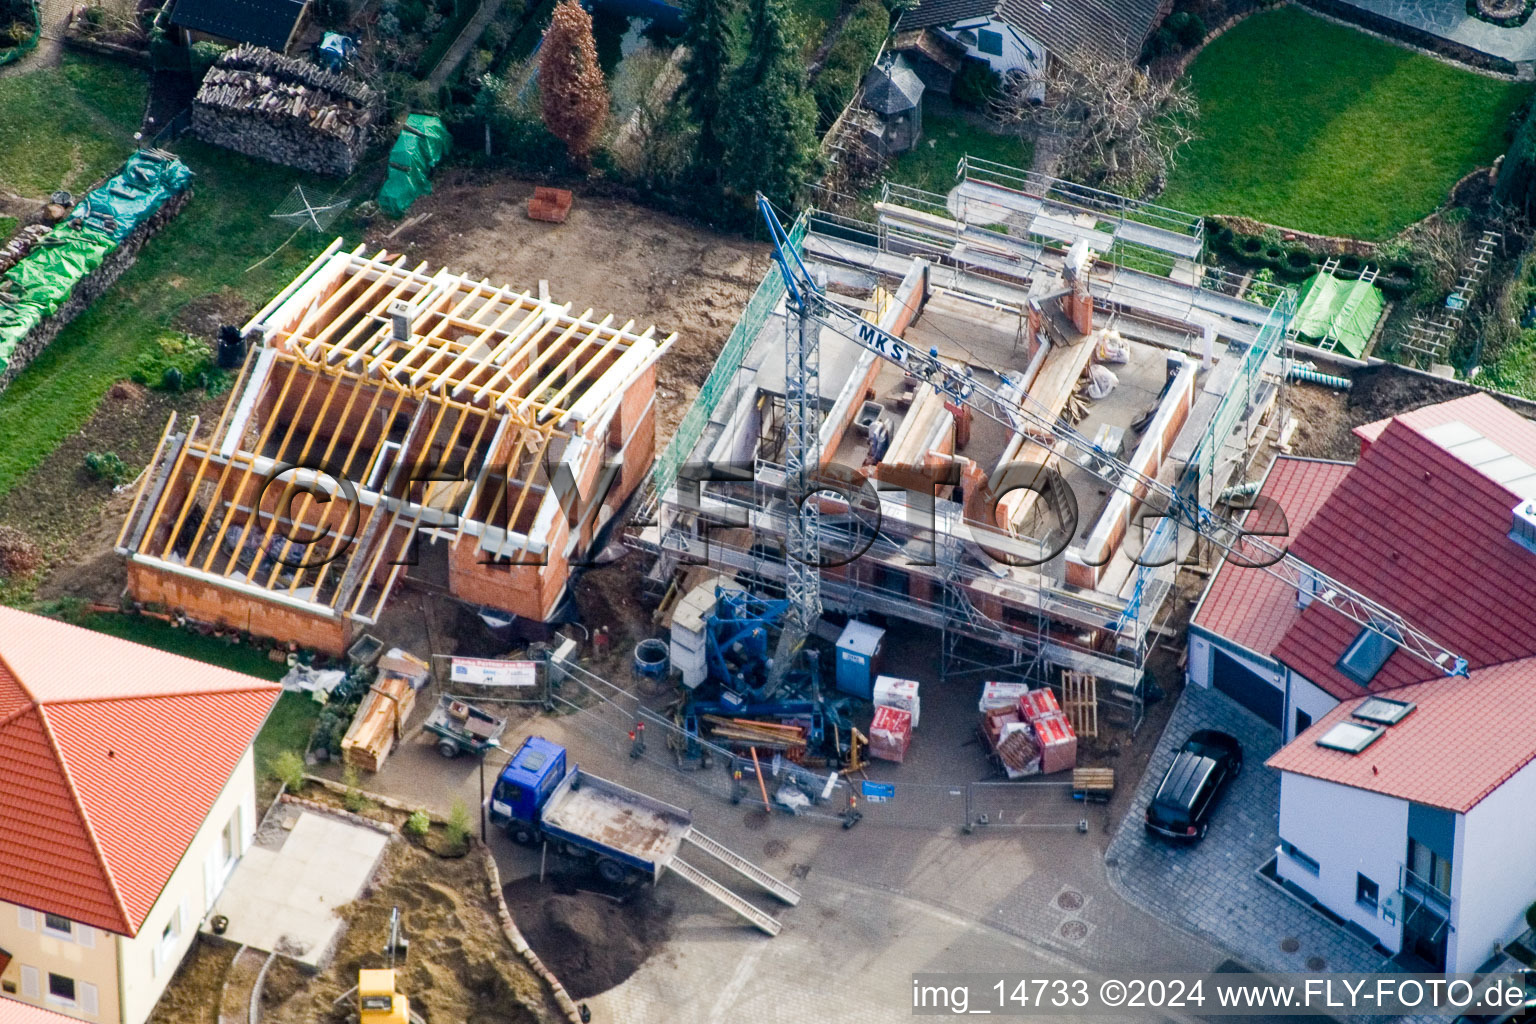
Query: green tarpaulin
[[0, 150, 192, 375], [377, 114, 451, 219], [1292, 270, 1384, 359]]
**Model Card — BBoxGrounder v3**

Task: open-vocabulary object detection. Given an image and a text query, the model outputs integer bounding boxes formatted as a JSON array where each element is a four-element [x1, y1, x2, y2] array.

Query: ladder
[[1318, 263, 1379, 354], [1397, 229, 1498, 366], [668, 856, 784, 936], [683, 829, 802, 905]]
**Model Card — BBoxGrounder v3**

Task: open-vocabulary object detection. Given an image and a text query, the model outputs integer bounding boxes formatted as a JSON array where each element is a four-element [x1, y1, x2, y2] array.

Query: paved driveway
[[1105, 685, 1388, 977]]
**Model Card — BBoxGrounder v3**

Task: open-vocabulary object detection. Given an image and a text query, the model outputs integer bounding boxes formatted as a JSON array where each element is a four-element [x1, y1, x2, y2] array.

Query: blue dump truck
[[487, 736, 800, 936]]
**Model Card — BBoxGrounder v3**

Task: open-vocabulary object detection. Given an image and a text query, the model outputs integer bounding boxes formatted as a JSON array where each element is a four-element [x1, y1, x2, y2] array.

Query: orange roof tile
[[1192, 456, 1353, 658], [0, 998, 85, 1024], [1266, 655, 1536, 812], [0, 609, 280, 936]]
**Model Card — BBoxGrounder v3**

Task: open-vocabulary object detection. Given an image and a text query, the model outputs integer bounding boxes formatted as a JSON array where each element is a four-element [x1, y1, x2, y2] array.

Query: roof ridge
[[34, 704, 136, 936], [0, 647, 39, 704], [39, 681, 283, 707]]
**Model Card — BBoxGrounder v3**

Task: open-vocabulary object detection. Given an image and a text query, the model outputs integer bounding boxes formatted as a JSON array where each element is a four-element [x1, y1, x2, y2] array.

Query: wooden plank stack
[[341, 673, 417, 772], [701, 714, 807, 754], [191, 45, 380, 177]]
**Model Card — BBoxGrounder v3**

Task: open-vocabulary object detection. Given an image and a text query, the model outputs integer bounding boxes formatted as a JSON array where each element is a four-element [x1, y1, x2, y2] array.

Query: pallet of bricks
[[191, 44, 380, 176], [976, 681, 1078, 776]]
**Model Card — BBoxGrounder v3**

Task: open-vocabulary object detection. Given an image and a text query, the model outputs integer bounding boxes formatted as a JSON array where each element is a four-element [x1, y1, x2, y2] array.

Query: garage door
[[1212, 648, 1282, 726]]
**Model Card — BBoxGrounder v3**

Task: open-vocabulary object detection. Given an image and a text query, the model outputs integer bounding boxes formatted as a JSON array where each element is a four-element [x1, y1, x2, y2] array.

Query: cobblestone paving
[[1332, 0, 1536, 63], [1105, 685, 1391, 978]]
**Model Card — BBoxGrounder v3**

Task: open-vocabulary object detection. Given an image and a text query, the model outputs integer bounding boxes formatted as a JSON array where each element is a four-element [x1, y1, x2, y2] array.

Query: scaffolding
[[637, 166, 1296, 734]]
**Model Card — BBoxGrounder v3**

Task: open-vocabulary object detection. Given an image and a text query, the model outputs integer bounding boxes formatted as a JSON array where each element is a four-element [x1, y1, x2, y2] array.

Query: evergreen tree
[[680, 0, 735, 167], [539, 0, 610, 168], [717, 0, 817, 214]]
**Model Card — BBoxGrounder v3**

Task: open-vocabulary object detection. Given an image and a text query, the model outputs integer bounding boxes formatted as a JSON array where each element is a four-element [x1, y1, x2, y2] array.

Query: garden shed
[[170, 0, 311, 53]]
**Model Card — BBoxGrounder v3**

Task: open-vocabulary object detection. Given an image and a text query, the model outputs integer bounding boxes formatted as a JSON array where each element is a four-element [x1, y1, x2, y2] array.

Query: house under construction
[[636, 161, 1296, 728], [118, 242, 672, 654]]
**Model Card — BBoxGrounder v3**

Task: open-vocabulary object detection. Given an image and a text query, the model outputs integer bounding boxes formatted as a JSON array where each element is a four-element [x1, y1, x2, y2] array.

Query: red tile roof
[[1271, 415, 1536, 698], [1192, 456, 1353, 657], [1353, 392, 1536, 463], [0, 609, 280, 937], [1266, 655, 1536, 811], [0, 998, 84, 1024]]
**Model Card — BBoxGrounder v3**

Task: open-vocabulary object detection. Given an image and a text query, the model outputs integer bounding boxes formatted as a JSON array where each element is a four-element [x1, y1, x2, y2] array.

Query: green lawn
[[1160, 6, 1531, 240], [0, 134, 342, 498], [0, 53, 147, 197], [880, 107, 1033, 198]]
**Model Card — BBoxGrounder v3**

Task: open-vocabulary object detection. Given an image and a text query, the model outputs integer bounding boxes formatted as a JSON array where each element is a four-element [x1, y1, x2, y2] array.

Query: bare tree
[[990, 55, 1197, 194]]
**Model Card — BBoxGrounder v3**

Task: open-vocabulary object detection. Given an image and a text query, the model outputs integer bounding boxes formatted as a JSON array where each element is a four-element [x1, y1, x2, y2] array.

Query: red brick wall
[[126, 561, 350, 654]]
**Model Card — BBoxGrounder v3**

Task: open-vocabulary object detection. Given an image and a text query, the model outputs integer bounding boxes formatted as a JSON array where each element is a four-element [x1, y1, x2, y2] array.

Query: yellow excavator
[[358, 909, 418, 1024]]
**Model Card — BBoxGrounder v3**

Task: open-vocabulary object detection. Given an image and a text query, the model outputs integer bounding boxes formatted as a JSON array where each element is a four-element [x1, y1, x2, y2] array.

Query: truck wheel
[[596, 858, 630, 886], [437, 740, 460, 759], [508, 825, 539, 847]]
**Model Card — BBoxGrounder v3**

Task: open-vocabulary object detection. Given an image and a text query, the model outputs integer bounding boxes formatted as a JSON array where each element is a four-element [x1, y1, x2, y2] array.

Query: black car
[[1144, 730, 1243, 841]]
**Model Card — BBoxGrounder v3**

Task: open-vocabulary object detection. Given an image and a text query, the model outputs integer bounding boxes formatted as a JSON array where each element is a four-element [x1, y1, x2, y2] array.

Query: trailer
[[423, 696, 506, 758], [487, 736, 800, 935]]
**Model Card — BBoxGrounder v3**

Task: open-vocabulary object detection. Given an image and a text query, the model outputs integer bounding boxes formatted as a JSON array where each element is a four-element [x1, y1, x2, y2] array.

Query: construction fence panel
[[641, 214, 808, 519], [966, 780, 1086, 831]]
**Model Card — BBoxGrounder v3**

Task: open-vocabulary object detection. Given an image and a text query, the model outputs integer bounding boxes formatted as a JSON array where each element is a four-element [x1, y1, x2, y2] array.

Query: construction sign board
[[861, 781, 895, 803], [449, 657, 538, 688]]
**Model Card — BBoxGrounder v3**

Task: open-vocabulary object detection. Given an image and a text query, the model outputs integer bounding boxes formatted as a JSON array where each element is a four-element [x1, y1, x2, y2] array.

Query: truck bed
[[540, 768, 692, 871]]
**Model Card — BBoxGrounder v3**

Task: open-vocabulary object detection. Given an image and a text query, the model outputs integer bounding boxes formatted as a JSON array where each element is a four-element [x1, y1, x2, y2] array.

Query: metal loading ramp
[[683, 830, 802, 905], [669, 857, 785, 936]]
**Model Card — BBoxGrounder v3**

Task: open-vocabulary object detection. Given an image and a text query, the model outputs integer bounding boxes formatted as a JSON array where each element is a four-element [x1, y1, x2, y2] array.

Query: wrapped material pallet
[[1019, 688, 1060, 722], [868, 704, 913, 763], [873, 675, 920, 727], [979, 680, 1029, 712], [1032, 711, 1078, 774], [996, 723, 1042, 778], [341, 673, 417, 772]]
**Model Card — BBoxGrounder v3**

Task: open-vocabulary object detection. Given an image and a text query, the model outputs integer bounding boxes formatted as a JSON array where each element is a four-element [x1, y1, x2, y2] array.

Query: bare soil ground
[[257, 841, 563, 1024], [148, 941, 237, 1024], [1285, 363, 1500, 462], [365, 168, 769, 451], [502, 874, 675, 1000]]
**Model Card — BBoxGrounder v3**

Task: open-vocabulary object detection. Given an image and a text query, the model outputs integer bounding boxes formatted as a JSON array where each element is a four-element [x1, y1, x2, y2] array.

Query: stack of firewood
[[0, 224, 52, 278], [191, 45, 380, 177]]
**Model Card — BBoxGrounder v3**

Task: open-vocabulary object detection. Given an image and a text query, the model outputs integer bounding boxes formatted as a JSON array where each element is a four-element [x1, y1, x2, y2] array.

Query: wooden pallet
[[1072, 767, 1115, 802], [1061, 671, 1098, 738]]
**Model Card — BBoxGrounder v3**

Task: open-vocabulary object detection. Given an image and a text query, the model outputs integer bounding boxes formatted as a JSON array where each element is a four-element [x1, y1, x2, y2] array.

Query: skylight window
[[1337, 623, 1399, 686], [1353, 696, 1415, 726], [1317, 721, 1384, 754]]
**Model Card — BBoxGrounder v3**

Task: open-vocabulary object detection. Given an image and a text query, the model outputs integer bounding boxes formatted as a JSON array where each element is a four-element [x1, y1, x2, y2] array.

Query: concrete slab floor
[[206, 811, 389, 967]]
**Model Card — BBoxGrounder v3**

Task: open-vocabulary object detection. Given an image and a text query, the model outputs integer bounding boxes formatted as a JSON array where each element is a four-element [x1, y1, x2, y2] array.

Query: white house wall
[[942, 18, 1046, 76], [119, 749, 258, 1024], [1283, 669, 1339, 744], [1276, 771, 1407, 953], [1451, 756, 1536, 972]]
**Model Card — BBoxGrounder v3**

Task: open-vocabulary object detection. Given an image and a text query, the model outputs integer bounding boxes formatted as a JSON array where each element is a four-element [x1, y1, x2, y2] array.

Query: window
[[156, 907, 183, 971], [977, 28, 1003, 55], [1356, 873, 1379, 911], [1337, 623, 1399, 685], [1294, 709, 1312, 736], [47, 973, 75, 1005], [42, 913, 72, 939], [1353, 696, 1415, 726], [1281, 840, 1319, 875], [1408, 838, 1453, 895], [221, 808, 241, 866], [1316, 721, 1384, 753]]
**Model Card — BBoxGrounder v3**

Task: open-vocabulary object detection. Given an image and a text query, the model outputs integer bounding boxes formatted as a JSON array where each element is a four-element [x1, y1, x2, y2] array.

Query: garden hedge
[[811, 0, 889, 128]]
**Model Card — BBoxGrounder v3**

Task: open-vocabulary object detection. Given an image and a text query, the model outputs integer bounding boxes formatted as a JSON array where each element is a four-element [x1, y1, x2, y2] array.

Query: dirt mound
[[503, 874, 674, 1000], [258, 843, 561, 1024]]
